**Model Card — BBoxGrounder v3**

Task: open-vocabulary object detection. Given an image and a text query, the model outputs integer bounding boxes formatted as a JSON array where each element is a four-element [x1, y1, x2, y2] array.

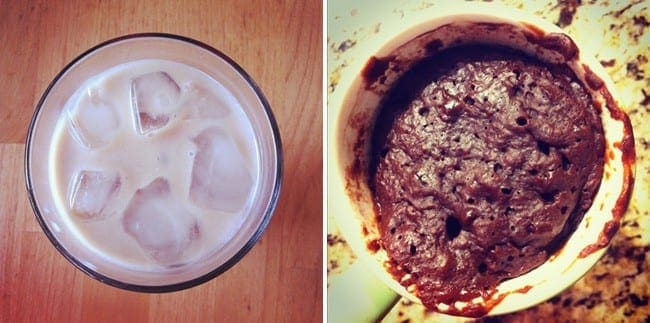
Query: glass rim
[[24, 32, 283, 293]]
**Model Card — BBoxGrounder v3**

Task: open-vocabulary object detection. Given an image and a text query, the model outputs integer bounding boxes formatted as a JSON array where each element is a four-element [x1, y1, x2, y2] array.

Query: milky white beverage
[[49, 59, 260, 272]]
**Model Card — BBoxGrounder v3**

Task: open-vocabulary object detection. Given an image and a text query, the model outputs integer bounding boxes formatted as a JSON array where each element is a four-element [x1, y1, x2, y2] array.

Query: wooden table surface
[[0, 1, 322, 322]]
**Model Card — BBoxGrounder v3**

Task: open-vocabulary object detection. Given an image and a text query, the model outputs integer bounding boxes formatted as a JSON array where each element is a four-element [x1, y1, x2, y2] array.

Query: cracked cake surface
[[370, 45, 605, 309]]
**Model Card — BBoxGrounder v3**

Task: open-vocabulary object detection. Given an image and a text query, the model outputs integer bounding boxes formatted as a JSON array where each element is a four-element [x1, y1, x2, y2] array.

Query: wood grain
[[0, 1, 322, 322]]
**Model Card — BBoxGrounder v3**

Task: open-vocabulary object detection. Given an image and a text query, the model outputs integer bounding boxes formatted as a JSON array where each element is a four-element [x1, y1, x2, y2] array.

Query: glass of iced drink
[[25, 34, 282, 291]]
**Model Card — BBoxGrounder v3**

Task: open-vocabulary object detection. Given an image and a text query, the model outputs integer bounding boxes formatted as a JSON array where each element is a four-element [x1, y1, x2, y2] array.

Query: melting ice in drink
[[131, 71, 181, 134], [67, 88, 120, 149], [122, 177, 199, 265], [182, 82, 231, 119], [68, 170, 121, 220], [51, 59, 260, 272], [190, 126, 253, 212]]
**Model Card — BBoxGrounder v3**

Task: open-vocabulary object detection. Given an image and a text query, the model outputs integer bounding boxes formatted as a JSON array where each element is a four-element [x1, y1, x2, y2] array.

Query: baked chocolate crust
[[371, 45, 605, 307]]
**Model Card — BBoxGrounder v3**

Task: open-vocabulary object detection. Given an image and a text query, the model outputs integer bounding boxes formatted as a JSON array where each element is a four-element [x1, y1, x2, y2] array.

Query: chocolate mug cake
[[370, 44, 604, 309], [328, 4, 635, 318]]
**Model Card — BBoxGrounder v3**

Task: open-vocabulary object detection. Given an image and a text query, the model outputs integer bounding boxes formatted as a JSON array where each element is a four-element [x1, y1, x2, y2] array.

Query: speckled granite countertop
[[327, 0, 649, 322]]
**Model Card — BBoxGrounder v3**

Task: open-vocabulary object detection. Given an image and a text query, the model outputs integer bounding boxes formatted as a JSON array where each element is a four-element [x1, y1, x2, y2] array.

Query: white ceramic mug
[[328, 2, 634, 320]]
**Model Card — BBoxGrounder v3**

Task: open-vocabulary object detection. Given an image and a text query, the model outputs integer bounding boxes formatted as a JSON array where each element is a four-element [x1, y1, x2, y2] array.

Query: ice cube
[[67, 88, 120, 149], [122, 177, 199, 265], [68, 170, 121, 220], [181, 82, 230, 119], [130, 71, 181, 134], [190, 126, 253, 212]]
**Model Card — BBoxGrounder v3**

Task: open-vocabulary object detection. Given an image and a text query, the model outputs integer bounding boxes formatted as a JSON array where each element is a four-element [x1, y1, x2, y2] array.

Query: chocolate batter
[[370, 45, 604, 309]]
